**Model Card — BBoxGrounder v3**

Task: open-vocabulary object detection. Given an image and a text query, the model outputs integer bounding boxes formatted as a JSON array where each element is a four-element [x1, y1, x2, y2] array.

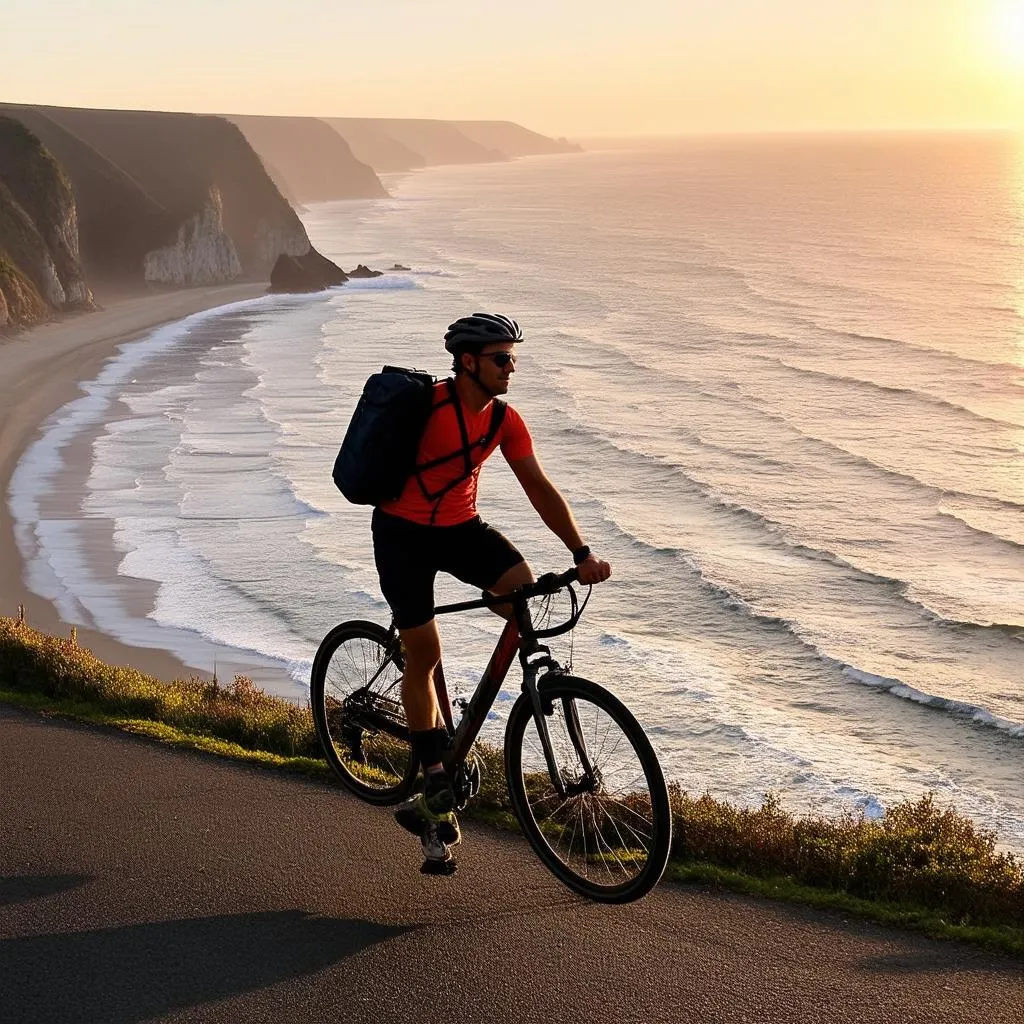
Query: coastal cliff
[[227, 115, 386, 203], [453, 121, 582, 158], [323, 118, 428, 173], [0, 104, 577, 309], [326, 117, 581, 173], [0, 104, 318, 289], [0, 116, 93, 330], [330, 117, 504, 169]]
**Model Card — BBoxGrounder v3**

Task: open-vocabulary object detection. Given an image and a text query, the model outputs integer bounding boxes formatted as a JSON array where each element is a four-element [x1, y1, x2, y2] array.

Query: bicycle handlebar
[[432, 567, 583, 618], [520, 567, 580, 599]]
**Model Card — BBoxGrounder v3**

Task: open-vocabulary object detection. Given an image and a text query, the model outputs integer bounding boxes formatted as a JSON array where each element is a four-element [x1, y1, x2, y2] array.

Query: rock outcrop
[[227, 115, 386, 202], [0, 115, 94, 330], [269, 251, 348, 293], [0, 103, 316, 289], [346, 264, 382, 279]]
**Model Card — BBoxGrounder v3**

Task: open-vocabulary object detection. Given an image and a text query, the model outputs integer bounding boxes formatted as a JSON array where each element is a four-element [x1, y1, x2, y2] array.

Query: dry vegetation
[[0, 616, 315, 758], [2, 614, 1022, 947]]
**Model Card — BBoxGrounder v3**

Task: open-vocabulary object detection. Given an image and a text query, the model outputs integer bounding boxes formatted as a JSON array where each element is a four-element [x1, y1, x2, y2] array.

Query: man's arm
[[507, 454, 611, 584]]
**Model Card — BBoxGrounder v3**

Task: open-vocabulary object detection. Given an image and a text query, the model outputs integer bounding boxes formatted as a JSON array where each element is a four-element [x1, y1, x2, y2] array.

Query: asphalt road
[[1, 704, 1021, 1024]]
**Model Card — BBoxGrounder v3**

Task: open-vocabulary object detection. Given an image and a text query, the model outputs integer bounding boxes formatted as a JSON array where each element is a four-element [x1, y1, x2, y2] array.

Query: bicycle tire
[[504, 675, 672, 903], [310, 619, 417, 805]]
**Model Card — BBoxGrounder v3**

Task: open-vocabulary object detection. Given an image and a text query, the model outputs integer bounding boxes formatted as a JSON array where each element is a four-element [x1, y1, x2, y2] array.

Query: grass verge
[[2, 615, 1022, 959], [665, 863, 1024, 959]]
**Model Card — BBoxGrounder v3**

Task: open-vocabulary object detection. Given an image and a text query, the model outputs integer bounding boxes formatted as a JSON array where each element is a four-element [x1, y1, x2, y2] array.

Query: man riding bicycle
[[372, 312, 611, 872]]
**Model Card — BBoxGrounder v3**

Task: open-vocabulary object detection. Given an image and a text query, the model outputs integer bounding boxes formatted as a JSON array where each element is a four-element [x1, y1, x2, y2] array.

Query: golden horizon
[[3, 1, 1024, 137]]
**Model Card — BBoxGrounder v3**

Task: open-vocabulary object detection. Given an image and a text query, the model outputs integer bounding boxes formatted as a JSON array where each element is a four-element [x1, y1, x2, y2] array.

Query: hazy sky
[[3, 0, 1024, 136]]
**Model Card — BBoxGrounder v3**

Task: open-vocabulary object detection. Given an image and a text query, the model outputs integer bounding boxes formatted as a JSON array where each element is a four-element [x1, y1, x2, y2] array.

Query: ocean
[[11, 135, 1023, 848]]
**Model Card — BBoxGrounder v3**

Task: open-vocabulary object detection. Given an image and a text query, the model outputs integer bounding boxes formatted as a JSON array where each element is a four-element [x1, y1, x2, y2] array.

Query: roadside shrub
[[669, 784, 1024, 928], [0, 617, 316, 757]]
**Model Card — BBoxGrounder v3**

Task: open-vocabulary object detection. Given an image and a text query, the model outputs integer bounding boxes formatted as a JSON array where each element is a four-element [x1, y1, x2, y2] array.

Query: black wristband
[[572, 545, 591, 565]]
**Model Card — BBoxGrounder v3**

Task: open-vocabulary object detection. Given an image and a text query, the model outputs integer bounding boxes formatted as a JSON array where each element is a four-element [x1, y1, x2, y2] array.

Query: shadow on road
[[859, 949, 1006, 974], [0, 873, 91, 906], [1, 908, 411, 1023]]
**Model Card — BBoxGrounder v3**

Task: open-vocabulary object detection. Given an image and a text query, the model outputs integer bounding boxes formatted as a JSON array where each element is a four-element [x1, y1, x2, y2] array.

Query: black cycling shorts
[[371, 508, 525, 630]]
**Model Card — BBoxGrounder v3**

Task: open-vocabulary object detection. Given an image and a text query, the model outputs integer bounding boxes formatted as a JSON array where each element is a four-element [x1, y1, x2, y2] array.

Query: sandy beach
[[0, 285, 266, 682]]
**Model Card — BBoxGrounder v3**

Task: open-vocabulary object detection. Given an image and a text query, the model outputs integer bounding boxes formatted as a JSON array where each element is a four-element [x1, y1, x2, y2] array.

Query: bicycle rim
[[505, 675, 671, 902], [310, 620, 416, 805]]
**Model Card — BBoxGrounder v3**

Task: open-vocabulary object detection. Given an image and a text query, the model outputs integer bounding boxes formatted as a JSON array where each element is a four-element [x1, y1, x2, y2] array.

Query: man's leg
[[397, 618, 444, 735], [486, 560, 535, 619], [371, 510, 458, 870], [394, 617, 460, 870], [396, 616, 453, 782], [396, 521, 526, 872]]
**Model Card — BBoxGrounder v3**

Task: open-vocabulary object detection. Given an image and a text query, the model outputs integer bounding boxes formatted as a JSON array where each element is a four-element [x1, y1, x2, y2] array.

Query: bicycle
[[310, 568, 672, 903]]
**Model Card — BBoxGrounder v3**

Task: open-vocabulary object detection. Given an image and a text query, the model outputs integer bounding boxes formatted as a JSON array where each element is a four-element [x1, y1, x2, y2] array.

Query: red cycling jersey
[[378, 380, 533, 526]]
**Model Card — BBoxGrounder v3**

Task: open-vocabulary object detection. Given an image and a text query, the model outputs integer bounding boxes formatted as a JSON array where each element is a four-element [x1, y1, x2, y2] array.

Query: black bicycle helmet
[[443, 312, 523, 353]]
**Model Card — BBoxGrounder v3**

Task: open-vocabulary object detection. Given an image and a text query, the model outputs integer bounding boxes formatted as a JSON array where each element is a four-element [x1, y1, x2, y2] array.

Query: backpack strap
[[448, 379, 474, 479], [411, 388, 509, 524], [481, 397, 507, 451]]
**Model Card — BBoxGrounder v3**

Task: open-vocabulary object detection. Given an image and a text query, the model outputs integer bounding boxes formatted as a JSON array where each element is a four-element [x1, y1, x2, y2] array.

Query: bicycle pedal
[[420, 856, 458, 876]]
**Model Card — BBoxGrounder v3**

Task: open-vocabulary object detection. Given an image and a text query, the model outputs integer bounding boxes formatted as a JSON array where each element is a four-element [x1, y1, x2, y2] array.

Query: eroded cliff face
[[39, 197, 91, 306], [142, 188, 315, 286], [0, 116, 94, 330], [144, 187, 243, 285], [0, 184, 62, 307], [0, 254, 49, 329]]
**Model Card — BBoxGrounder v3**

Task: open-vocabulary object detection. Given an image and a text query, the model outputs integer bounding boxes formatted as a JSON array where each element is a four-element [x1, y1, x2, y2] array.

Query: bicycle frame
[[385, 570, 588, 799]]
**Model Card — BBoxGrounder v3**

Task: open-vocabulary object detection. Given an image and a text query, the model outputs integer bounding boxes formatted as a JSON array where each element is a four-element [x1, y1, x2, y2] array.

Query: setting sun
[[989, 0, 1024, 70]]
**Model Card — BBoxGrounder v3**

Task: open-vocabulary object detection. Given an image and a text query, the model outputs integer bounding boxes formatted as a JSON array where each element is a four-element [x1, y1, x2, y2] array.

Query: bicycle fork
[[520, 642, 598, 799]]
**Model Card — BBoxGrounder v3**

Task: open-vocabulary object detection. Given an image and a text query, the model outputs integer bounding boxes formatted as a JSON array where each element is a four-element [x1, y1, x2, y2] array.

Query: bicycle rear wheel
[[505, 675, 671, 903], [310, 620, 416, 805]]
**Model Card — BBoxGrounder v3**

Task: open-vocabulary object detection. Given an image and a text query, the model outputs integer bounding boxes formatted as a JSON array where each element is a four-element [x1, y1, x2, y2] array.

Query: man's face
[[468, 341, 517, 395]]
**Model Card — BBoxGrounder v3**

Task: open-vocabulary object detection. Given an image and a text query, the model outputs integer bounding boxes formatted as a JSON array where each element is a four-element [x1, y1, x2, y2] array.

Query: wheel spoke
[[589, 801, 619, 880], [601, 802, 653, 854]]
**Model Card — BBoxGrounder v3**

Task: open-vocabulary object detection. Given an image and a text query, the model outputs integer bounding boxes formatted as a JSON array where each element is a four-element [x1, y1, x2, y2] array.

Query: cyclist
[[372, 312, 612, 873]]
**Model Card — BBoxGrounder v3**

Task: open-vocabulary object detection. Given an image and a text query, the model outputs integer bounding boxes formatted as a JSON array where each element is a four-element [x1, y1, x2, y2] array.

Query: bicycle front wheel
[[505, 675, 672, 903], [310, 620, 416, 805]]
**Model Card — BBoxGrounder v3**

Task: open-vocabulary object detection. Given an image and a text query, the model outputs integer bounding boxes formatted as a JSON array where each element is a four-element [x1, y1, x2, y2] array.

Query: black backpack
[[333, 366, 506, 516]]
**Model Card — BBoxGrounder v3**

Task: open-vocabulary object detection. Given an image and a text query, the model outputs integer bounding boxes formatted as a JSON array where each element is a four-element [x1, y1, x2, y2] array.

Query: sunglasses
[[479, 351, 517, 369]]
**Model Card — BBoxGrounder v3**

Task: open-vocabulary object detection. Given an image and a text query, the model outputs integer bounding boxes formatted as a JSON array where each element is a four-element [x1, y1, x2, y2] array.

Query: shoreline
[[0, 284, 267, 683]]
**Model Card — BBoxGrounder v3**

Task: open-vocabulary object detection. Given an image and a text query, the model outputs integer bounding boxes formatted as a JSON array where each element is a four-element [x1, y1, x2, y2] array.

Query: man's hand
[[578, 553, 611, 585]]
